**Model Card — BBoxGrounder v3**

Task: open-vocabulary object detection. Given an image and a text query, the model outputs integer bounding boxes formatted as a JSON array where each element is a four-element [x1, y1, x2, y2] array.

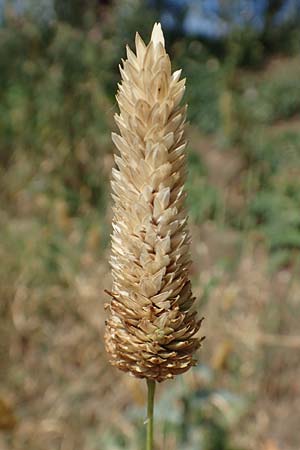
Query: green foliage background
[[1, 2, 300, 450]]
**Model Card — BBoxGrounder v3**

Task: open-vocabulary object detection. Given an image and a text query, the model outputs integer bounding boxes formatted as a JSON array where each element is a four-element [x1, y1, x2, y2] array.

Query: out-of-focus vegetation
[[1, 2, 300, 450]]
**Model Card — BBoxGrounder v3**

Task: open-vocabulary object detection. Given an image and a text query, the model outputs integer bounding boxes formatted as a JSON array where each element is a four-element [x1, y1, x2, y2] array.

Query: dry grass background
[[1, 6, 300, 450], [1, 125, 300, 450]]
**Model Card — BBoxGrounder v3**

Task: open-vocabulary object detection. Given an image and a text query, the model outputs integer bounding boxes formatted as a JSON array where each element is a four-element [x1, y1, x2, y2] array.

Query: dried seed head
[[105, 23, 204, 382]]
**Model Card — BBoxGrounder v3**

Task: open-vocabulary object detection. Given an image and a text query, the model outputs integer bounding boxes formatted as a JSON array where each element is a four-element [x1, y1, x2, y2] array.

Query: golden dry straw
[[105, 23, 204, 382]]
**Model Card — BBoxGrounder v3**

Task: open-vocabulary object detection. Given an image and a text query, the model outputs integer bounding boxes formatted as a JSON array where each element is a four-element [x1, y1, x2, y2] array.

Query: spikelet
[[105, 23, 204, 382]]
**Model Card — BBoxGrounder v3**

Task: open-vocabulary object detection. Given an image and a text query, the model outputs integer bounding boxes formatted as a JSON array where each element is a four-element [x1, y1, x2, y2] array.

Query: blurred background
[[1, 1, 300, 449]]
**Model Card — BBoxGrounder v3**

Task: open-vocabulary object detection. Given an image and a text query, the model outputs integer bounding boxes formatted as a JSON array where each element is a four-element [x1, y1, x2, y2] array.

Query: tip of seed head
[[151, 22, 165, 48]]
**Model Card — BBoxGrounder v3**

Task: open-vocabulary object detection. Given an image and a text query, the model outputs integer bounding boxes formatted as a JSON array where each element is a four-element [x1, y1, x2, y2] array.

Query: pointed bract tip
[[151, 22, 165, 48]]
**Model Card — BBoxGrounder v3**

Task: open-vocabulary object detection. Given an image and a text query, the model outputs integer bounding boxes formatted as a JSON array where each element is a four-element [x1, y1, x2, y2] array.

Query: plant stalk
[[146, 379, 156, 450]]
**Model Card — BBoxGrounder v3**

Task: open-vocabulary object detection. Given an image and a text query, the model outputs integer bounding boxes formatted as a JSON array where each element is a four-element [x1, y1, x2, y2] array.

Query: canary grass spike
[[105, 23, 204, 383]]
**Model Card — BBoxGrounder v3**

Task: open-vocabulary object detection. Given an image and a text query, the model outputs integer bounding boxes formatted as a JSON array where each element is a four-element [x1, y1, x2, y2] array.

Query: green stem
[[146, 379, 156, 450]]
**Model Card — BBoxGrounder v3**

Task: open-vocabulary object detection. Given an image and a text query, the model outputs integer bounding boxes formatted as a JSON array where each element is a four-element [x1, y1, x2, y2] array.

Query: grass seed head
[[105, 23, 204, 382]]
